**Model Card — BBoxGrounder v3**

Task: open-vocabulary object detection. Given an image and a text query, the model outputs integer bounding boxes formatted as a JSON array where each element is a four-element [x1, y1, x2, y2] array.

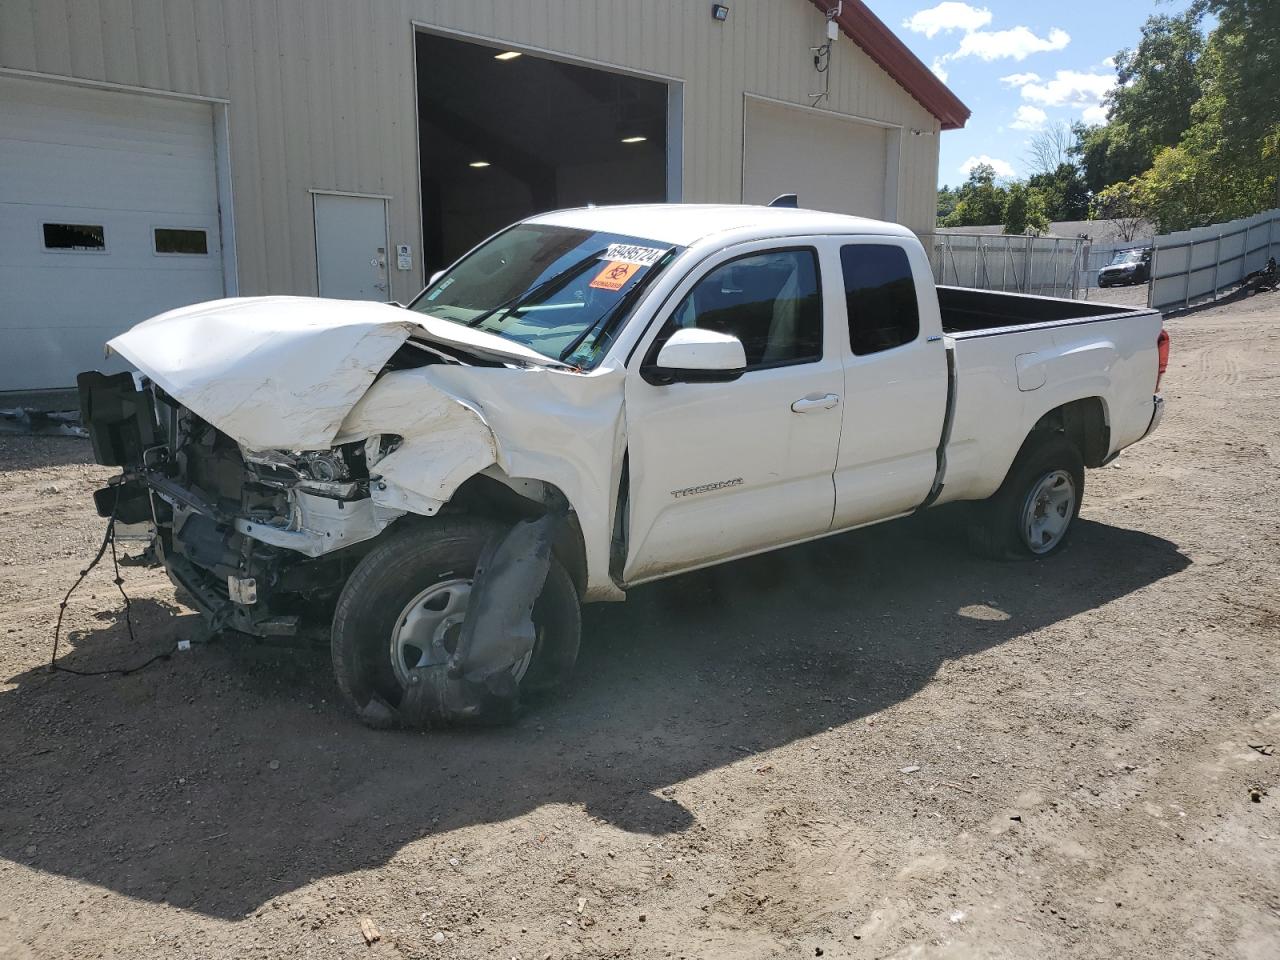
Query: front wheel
[[330, 515, 581, 726], [968, 433, 1084, 560]]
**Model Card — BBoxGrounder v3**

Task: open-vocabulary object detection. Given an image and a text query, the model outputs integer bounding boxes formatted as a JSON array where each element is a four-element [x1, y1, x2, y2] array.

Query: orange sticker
[[589, 260, 640, 291]]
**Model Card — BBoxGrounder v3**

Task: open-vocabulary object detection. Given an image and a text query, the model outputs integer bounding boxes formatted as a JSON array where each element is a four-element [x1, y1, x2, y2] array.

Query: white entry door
[[313, 193, 389, 300]]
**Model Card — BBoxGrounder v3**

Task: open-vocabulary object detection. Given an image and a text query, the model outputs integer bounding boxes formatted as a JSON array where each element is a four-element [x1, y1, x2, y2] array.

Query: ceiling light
[[620, 135, 647, 144], [469, 161, 490, 168], [494, 51, 522, 61]]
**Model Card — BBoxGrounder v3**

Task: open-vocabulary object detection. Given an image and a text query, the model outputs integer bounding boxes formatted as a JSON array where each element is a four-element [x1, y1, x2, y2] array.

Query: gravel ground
[[1, 289, 1278, 960]]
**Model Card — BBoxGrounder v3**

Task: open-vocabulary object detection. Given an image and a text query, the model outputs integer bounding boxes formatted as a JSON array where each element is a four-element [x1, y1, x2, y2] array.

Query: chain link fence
[[919, 233, 1086, 299]]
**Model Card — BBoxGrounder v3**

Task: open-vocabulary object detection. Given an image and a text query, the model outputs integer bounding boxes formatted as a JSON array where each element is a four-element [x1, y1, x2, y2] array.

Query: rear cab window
[[840, 244, 920, 355]]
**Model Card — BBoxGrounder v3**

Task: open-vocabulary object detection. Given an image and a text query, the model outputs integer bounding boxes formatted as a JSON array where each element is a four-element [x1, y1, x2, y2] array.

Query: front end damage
[[75, 295, 623, 723], [78, 369, 406, 639]]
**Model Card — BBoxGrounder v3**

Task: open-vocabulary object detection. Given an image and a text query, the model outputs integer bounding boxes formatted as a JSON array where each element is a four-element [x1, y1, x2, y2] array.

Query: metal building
[[0, 0, 968, 393]]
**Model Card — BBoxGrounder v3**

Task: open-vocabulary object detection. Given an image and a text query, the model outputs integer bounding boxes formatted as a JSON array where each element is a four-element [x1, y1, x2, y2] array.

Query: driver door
[[621, 240, 845, 584]]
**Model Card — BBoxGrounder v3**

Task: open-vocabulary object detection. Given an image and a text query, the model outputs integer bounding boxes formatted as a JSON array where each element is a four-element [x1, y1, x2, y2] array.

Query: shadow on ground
[[0, 512, 1189, 918]]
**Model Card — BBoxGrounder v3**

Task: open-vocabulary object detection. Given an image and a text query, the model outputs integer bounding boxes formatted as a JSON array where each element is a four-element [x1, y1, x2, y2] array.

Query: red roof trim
[[809, 0, 971, 131]]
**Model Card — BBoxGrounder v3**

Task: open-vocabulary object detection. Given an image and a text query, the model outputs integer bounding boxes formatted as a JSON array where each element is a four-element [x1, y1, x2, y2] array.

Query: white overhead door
[[743, 97, 893, 221], [0, 75, 226, 392]]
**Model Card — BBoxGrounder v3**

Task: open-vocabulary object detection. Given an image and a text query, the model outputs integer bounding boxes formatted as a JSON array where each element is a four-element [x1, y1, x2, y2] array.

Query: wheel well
[[1031, 397, 1110, 467], [443, 473, 588, 595]]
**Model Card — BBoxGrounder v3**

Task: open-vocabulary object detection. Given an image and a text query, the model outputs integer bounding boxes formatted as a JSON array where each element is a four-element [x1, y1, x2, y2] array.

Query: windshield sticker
[[600, 243, 666, 266], [589, 260, 641, 291], [426, 276, 454, 301]]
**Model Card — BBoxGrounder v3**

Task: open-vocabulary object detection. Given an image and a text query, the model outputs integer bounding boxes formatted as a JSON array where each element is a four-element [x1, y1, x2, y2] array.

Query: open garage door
[[743, 97, 894, 221], [0, 75, 227, 393], [416, 30, 673, 274]]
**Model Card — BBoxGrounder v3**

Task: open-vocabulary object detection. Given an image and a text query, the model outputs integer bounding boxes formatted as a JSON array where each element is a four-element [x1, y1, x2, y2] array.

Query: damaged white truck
[[77, 204, 1169, 726]]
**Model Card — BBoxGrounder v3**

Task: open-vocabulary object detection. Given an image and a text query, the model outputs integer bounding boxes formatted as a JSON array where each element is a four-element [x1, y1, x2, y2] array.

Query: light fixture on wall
[[711, 4, 729, 22], [468, 161, 491, 168], [620, 135, 647, 144], [494, 50, 522, 61]]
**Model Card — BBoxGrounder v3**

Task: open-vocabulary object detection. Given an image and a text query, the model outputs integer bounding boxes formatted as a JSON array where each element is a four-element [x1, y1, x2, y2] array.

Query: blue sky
[[868, 1, 1197, 186]]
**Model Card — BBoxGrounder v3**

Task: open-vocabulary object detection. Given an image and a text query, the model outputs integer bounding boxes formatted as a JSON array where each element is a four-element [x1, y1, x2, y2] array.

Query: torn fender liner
[[396, 513, 559, 726]]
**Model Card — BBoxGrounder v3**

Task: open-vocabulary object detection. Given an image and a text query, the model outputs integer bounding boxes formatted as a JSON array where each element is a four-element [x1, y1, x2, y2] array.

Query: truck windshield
[[408, 224, 677, 368]]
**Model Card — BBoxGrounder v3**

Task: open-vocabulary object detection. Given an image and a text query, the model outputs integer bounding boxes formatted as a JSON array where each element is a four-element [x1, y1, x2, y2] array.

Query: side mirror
[[642, 328, 747, 385]]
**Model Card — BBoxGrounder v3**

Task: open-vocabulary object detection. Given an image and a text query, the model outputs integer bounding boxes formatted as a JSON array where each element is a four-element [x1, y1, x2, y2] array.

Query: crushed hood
[[106, 296, 553, 450]]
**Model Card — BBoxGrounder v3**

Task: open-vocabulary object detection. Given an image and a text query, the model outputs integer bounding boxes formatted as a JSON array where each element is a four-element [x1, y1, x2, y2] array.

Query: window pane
[[43, 223, 104, 251], [154, 228, 209, 255], [668, 249, 821, 368], [841, 244, 920, 355]]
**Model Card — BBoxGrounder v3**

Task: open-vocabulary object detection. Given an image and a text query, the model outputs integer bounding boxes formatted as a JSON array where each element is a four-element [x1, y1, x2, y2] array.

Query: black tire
[[968, 433, 1084, 560], [330, 515, 581, 725]]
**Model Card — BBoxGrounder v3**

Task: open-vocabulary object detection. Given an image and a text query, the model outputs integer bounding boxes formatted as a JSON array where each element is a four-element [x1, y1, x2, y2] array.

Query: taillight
[[1156, 328, 1170, 391]]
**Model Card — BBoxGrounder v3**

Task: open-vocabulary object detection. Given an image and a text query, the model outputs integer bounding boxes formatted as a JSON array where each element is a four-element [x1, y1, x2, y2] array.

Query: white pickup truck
[[78, 204, 1168, 725]]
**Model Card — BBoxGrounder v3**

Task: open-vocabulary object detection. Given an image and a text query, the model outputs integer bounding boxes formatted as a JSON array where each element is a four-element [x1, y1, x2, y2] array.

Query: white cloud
[[1010, 105, 1048, 130], [1018, 70, 1112, 107], [903, 2, 993, 39], [1000, 72, 1041, 87], [952, 26, 1070, 62], [960, 155, 1016, 178], [1002, 69, 1113, 124], [930, 57, 950, 82], [1081, 103, 1109, 124]]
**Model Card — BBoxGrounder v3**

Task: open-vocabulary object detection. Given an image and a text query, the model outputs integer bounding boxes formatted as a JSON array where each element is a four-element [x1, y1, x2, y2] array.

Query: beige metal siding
[[0, 0, 943, 303]]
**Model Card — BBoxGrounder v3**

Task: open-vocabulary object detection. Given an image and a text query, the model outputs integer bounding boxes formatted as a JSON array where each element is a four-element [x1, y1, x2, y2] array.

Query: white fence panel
[[919, 233, 1084, 299], [1150, 208, 1280, 311]]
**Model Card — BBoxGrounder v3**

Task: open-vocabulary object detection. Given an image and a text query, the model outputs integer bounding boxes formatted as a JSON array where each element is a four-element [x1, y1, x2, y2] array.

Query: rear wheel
[[331, 515, 581, 726], [968, 433, 1084, 560]]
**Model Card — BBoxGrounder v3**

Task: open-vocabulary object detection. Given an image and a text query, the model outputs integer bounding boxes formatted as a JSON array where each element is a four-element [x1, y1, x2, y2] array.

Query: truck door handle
[[791, 393, 840, 413]]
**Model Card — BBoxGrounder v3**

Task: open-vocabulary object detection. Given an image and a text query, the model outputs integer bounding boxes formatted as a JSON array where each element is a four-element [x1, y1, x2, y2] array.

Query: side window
[[841, 244, 920, 355], [664, 249, 821, 369]]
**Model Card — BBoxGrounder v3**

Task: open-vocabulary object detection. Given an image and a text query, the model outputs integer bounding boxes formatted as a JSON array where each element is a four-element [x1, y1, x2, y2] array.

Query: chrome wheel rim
[[389, 578, 534, 688], [1021, 469, 1076, 554]]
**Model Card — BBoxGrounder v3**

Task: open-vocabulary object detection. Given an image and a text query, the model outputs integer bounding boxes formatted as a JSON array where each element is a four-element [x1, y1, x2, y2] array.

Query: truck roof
[[527, 203, 917, 248]]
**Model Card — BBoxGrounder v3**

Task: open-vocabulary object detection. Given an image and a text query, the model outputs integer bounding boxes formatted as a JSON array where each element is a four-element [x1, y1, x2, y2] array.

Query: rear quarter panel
[[939, 310, 1162, 504]]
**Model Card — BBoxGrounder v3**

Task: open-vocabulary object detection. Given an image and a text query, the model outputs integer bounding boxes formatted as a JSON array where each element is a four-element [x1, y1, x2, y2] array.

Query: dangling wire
[[49, 485, 175, 677]]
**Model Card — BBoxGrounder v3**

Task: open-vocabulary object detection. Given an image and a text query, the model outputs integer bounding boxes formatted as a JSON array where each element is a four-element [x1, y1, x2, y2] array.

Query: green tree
[[1002, 183, 1050, 235], [1108, 13, 1205, 159], [936, 185, 959, 223], [1072, 14, 1204, 195], [1091, 179, 1154, 242], [939, 164, 1009, 227], [1131, 0, 1280, 228], [1028, 163, 1091, 221], [1072, 123, 1150, 196]]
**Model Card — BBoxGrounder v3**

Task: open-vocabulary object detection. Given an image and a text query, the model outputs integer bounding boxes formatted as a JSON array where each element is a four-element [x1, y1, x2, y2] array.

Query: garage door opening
[[415, 30, 672, 274]]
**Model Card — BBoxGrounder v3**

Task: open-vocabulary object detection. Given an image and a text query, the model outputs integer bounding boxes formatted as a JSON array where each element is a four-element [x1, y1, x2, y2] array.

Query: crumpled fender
[[334, 368, 500, 516]]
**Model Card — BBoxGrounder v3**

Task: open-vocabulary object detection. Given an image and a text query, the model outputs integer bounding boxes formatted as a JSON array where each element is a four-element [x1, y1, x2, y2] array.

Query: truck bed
[[937, 285, 1147, 335]]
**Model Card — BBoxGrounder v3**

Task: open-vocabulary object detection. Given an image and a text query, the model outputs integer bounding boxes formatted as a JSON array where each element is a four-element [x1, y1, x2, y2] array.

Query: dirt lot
[[2, 290, 1278, 960]]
